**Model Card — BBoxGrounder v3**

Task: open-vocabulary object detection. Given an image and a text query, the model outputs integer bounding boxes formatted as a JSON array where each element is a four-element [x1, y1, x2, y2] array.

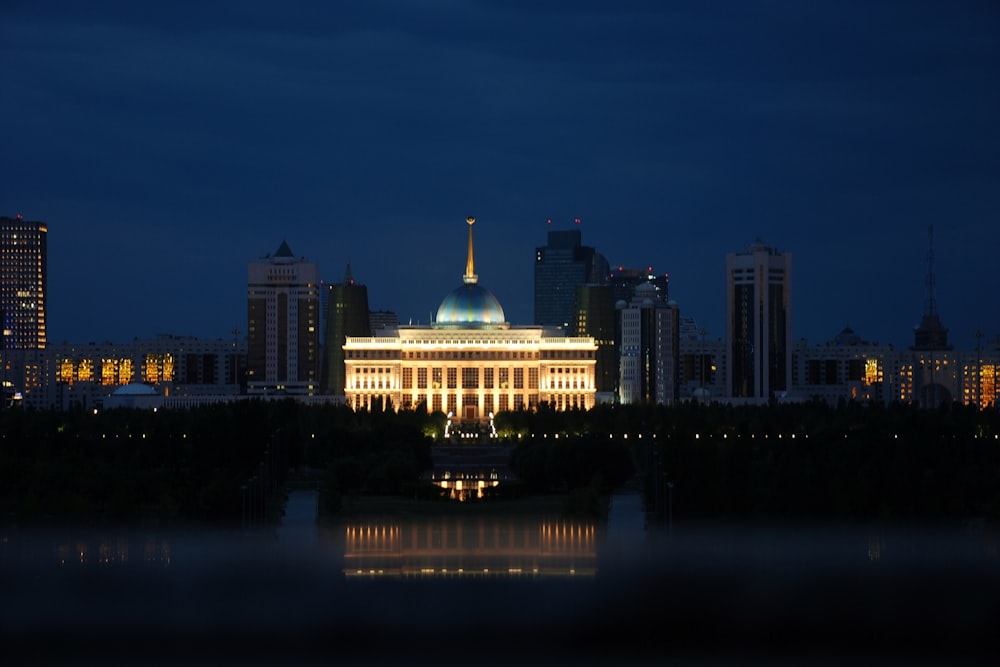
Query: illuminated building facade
[[782, 231, 996, 410], [1, 215, 47, 350], [726, 240, 792, 401], [320, 261, 370, 395], [617, 283, 680, 405], [247, 241, 320, 395], [965, 334, 999, 408], [534, 227, 609, 329], [789, 330, 999, 410], [37, 335, 246, 409], [791, 329, 895, 405], [345, 218, 597, 422]]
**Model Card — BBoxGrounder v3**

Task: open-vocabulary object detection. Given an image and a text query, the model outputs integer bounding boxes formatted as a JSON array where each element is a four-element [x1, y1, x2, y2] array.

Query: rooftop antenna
[[924, 224, 937, 317], [344, 257, 354, 285], [912, 223, 950, 353]]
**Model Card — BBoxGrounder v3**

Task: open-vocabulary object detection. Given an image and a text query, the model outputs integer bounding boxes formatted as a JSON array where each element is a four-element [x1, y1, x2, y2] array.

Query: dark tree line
[[494, 398, 1000, 521], [641, 400, 1000, 522], [510, 434, 634, 494], [0, 399, 431, 526], [2, 398, 997, 526]]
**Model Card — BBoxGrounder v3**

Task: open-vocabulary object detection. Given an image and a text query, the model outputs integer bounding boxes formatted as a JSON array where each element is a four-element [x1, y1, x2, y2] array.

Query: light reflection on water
[[341, 517, 598, 578], [2, 493, 998, 666]]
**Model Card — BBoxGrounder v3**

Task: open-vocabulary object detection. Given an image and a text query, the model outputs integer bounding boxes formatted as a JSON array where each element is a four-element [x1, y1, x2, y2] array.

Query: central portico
[[343, 218, 597, 423]]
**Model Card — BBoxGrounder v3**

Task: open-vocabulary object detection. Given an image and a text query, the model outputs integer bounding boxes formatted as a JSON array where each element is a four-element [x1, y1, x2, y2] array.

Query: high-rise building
[[1, 215, 47, 350], [607, 265, 670, 400], [617, 282, 680, 405], [320, 260, 370, 395], [572, 284, 617, 398], [534, 228, 609, 329], [246, 241, 320, 395], [570, 265, 673, 401], [726, 239, 792, 400]]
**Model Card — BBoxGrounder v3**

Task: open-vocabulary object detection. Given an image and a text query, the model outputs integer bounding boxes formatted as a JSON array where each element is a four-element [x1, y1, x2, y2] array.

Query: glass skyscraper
[[321, 260, 371, 395], [533, 228, 609, 329]]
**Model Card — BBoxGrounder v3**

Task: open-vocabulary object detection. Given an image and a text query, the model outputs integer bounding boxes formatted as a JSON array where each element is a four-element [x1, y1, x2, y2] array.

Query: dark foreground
[[2, 518, 998, 666]]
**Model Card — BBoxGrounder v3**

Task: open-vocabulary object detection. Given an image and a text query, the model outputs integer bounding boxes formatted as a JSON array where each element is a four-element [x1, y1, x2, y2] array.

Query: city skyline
[[3, 1, 998, 349]]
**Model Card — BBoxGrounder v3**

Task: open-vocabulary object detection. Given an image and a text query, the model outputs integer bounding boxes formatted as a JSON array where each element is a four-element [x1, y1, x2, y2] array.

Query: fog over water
[[2, 492, 998, 666]]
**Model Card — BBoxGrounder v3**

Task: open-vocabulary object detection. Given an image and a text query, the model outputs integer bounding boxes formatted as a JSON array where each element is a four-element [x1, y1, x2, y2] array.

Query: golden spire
[[464, 216, 478, 284]]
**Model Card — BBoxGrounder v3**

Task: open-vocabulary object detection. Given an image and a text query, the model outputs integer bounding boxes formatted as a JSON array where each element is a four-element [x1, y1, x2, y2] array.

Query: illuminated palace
[[344, 218, 597, 422]]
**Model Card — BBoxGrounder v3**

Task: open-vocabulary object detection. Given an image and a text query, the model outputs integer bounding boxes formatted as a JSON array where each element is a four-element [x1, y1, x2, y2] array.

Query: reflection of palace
[[343, 517, 598, 578], [431, 468, 502, 501], [343, 218, 598, 424]]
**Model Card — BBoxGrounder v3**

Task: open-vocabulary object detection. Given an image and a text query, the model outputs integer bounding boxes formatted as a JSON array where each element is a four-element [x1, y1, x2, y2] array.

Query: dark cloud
[[1, 0, 998, 347]]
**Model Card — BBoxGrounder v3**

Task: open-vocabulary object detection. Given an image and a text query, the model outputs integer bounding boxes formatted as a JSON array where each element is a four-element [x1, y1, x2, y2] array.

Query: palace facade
[[344, 218, 597, 423]]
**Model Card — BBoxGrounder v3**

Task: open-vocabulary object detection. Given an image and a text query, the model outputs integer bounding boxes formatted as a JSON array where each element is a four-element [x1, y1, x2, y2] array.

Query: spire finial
[[464, 216, 478, 284], [344, 257, 354, 285]]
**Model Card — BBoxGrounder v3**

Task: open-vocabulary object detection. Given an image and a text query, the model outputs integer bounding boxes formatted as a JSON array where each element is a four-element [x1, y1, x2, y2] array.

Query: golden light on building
[[58, 358, 74, 384], [344, 218, 597, 423], [101, 358, 116, 386], [864, 358, 881, 386], [982, 364, 996, 407], [144, 354, 160, 384], [141, 352, 173, 384], [78, 358, 94, 383], [119, 358, 134, 385]]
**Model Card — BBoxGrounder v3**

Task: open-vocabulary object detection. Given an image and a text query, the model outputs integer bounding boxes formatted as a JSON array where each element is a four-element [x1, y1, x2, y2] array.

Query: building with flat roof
[[726, 239, 792, 401], [320, 260, 370, 395], [534, 227, 609, 329], [617, 282, 680, 405], [572, 283, 617, 399], [1, 214, 47, 352], [246, 241, 320, 395]]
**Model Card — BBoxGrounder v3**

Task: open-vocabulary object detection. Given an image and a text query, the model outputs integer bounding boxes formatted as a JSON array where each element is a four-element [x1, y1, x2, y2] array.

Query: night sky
[[3, 1, 998, 349]]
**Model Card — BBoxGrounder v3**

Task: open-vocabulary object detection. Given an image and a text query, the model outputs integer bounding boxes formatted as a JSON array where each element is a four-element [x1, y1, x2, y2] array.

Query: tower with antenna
[[912, 225, 951, 351], [320, 258, 371, 395]]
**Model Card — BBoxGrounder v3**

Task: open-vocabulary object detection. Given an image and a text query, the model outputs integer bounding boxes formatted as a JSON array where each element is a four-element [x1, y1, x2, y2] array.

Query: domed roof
[[437, 283, 505, 325], [433, 216, 509, 329]]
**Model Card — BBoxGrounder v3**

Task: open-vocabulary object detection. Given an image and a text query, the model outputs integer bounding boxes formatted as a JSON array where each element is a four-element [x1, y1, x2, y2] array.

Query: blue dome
[[436, 283, 506, 326]]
